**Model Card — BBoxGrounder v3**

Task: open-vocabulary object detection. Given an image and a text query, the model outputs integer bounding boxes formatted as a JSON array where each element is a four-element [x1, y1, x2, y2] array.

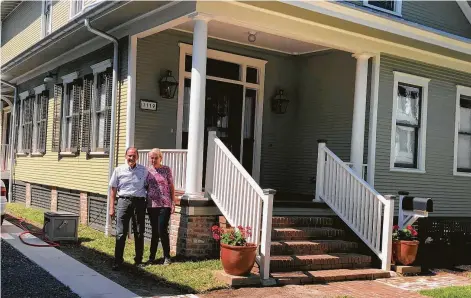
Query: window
[[454, 86, 471, 175], [42, 0, 52, 37], [32, 85, 48, 154], [17, 95, 34, 154], [61, 82, 81, 152], [390, 72, 429, 172], [364, 0, 402, 16], [70, 0, 84, 18]]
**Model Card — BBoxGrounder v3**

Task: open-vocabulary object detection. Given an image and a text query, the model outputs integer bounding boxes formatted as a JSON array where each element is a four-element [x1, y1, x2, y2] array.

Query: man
[[109, 147, 148, 270]]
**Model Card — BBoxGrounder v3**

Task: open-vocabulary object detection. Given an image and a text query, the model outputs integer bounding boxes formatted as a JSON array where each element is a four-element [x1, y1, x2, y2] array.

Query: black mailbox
[[401, 196, 433, 212]]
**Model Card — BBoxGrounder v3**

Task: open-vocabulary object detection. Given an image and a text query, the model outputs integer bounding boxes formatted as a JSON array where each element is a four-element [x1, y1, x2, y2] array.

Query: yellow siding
[[51, 0, 70, 32], [1, 1, 42, 65], [116, 39, 129, 164]]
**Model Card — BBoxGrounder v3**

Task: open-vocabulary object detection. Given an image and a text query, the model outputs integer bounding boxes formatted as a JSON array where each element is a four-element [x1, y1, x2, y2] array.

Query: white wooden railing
[[315, 142, 394, 271], [138, 149, 188, 191], [1, 144, 11, 172], [345, 162, 367, 181], [205, 130, 274, 280]]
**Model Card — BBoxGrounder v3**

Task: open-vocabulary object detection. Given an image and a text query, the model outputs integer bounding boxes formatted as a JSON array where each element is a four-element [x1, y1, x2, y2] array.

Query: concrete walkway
[[1, 220, 138, 298]]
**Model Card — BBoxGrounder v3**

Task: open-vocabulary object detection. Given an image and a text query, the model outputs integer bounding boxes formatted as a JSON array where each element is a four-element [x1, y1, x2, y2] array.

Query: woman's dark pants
[[147, 207, 171, 260]]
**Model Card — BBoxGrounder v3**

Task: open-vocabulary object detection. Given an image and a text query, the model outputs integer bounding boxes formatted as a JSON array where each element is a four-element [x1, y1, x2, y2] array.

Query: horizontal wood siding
[[51, 0, 70, 32], [289, 51, 360, 195], [57, 190, 80, 214], [31, 184, 51, 210], [14, 38, 129, 195], [136, 30, 298, 191], [12, 182, 26, 203], [1, 1, 42, 65], [375, 54, 471, 217]]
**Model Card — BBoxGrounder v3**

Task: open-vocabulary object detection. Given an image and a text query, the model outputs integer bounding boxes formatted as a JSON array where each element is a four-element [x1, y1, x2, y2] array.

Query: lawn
[[420, 285, 471, 298], [6, 203, 226, 295]]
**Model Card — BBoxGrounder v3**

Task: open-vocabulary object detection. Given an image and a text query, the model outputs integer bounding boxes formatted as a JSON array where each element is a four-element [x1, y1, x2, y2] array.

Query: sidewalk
[[1, 220, 138, 298]]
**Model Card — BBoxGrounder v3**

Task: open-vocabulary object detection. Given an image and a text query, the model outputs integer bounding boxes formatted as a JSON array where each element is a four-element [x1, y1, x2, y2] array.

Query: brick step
[[271, 240, 358, 256], [272, 216, 333, 228], [272, 227, 345, 241], [271, 268, 391, 285], [270, 253, 372, 272]]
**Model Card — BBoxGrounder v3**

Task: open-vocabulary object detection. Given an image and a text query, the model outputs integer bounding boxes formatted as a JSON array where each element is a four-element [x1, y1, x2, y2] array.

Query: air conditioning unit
[[43, 211, 79, 242]]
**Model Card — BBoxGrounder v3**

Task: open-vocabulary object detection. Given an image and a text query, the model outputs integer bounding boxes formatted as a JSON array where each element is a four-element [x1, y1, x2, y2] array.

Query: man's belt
[[119, 196, 146, 200]]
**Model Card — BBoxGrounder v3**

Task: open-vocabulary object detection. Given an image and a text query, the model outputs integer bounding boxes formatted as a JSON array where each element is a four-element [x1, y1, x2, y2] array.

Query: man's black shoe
[[135, 262, 146, 268], [112, 263, 122, 271]]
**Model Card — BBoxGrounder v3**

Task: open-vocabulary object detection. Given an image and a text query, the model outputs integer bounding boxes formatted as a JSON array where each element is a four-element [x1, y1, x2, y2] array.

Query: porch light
[[272, 89, 289, 114], [159, 70, 178, 99]]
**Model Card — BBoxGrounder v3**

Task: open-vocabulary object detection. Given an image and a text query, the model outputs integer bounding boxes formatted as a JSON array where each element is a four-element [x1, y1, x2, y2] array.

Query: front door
[[181, 78, 256, 175]]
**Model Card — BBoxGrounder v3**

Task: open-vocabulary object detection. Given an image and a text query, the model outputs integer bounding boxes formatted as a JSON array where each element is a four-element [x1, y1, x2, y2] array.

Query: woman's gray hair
[[149, 148, 162, 158]]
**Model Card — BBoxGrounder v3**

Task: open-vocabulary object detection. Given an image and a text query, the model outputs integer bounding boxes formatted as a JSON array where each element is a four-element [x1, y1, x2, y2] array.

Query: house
[[1, 0, 471, 281]]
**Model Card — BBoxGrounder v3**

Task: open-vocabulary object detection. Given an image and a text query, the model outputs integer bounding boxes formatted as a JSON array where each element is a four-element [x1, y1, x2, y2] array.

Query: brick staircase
[[269, 216, 391, 284]]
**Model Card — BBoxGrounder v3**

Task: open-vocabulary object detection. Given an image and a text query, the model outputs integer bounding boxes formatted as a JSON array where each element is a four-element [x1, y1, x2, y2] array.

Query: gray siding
[[375, 54, 471, 217], [341, 1, 471, 39], [135, 30, 299, 191]]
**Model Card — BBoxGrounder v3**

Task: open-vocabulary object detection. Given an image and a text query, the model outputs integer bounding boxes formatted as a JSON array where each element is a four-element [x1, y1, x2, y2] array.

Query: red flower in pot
[[212, 225, 257, 276], [392, 225, 419, 265]]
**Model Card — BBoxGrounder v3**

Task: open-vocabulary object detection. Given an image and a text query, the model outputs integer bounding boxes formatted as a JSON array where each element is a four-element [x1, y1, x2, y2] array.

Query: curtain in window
[[396, 85, 420, 126]]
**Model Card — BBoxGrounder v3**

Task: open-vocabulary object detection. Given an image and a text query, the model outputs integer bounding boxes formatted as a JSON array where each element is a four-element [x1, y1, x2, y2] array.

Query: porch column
[[185, 15, 210, 197], [350, 53, 373, 176]]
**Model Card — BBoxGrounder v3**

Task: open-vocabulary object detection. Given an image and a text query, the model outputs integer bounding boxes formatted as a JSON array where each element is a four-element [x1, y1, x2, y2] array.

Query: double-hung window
[[70, 0, 84, 18], [59, 72, 81, 154], [16, 91, 33, 155], [42, 0, 52, 37], [390, 72, 429, 172], [454, 86, 471, 175], [363, 0, 402, 16], [32, 85, 48, 154]]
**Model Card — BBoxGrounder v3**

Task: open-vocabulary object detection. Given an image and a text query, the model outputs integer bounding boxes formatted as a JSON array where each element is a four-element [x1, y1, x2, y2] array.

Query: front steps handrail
[[315, 142, 394, 271], [205, 130, 274, 280]]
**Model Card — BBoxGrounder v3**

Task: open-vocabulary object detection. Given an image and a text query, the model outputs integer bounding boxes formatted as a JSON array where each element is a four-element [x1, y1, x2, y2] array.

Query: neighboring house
[[1, 0, 471, 281]]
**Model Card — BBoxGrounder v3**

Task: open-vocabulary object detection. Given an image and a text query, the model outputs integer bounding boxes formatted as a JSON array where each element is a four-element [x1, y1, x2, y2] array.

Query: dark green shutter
[[38, 91, 49, 154], [103, 71, 113, 153], [70, 79, 83, 153], [81, 75, 93, 153], [23, 96, 34, 154], [52, 84, 63, 152]]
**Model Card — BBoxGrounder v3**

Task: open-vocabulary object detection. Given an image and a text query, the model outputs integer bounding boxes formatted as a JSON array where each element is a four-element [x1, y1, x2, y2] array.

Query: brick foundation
[[50, 187, 57, 211], [80, 192, 88, 225], [170, 211, 220, 259], [25, 183, 31, 207]]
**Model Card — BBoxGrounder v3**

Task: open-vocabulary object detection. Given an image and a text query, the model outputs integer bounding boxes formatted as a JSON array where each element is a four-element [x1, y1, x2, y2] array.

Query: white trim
[[390, 71, 430, 172], [19, 91, 29, 100], [453, 85, 471, 177], [40, 0, 53, 38], [61, 72, 78, 84], [126, 35, 137, 148], [177, 43, 266, 183], [33, 84, 46, 94], [367, 54, 380, 186], [90, 59, 112, 74], [69, 0, 84, 19], [363, 0, 402, 17], [456, 1, 471, 25]]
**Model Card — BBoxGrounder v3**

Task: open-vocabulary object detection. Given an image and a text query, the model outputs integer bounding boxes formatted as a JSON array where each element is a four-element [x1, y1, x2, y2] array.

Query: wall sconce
[[271, 89, 289, 114], [159, 70, 178, 99], [43, 72, 58, 83]]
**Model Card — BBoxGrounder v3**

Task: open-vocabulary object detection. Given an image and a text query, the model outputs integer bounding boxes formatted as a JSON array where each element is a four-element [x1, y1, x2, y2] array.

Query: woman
[[146, 148, 175, 265]]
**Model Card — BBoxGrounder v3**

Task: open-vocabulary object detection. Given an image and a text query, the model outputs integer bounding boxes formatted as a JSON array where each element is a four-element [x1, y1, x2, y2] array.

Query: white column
[[185, 15, 210, 197], [350, 53, 373, 176]]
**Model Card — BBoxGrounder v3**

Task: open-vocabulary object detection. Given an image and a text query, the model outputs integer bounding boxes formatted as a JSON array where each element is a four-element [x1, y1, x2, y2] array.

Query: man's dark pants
[[114, 197, 146, 265]]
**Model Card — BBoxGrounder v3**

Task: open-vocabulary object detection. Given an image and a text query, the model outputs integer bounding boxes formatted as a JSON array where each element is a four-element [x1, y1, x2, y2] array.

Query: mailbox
[[401, 196, 433, 212]]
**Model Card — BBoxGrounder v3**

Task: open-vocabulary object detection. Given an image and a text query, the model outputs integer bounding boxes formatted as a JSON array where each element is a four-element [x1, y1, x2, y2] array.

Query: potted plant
[[392, 225, 420, 265], [212, 225, 257, 276]]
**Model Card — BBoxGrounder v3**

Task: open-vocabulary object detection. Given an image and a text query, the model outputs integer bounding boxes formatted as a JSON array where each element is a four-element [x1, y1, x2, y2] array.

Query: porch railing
[[345, 162, 367, 181], [138, 149, 188, 191], [205, 130, 274, 280], [315, 141, 394, 271], [1, 144, 11, 172]]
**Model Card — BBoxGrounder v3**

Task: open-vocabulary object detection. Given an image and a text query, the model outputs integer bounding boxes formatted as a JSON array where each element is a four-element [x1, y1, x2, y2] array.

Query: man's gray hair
[[125, 147, 139, 155]]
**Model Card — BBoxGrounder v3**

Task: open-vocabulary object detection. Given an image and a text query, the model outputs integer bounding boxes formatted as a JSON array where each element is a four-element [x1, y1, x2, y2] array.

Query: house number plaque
[[140, 99, 157, 111]]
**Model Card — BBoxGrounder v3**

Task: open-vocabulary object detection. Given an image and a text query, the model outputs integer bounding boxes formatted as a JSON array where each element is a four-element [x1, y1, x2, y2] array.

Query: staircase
[[269, 216, 391, 284]]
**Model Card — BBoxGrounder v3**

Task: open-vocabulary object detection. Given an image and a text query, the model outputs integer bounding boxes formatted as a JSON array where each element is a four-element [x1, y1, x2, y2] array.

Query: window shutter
[[14, 102, 21, 152], [39, 91, 49, 153], [23, 97, 34, 154], [103, 71, 113, 153], [81, 75, 93, 153], [70, 80, 83, 153], [52, 84, 63, 152]]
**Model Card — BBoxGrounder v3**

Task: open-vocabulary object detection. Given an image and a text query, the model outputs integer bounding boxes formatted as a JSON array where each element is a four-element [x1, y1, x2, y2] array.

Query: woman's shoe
[[163, 258, 172, 266]]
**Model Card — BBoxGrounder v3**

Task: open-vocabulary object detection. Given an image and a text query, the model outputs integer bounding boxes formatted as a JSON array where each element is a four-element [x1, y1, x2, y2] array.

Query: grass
[[420, 285, 471, 298], [6, 203, 226, 295]]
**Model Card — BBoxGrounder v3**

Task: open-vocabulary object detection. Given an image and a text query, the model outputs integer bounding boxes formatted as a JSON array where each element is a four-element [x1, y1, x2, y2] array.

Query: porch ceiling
[[175, 20, 329, 55]]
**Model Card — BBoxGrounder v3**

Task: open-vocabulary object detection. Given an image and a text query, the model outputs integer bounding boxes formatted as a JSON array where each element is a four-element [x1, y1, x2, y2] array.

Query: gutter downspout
[[84, 19, 118, 237], [1, 80, 17, 203]]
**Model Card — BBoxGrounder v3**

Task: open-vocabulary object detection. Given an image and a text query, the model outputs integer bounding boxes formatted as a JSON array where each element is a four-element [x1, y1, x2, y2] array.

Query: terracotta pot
[[393, 240, 419, 265], [220, 242, 257, 276]]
